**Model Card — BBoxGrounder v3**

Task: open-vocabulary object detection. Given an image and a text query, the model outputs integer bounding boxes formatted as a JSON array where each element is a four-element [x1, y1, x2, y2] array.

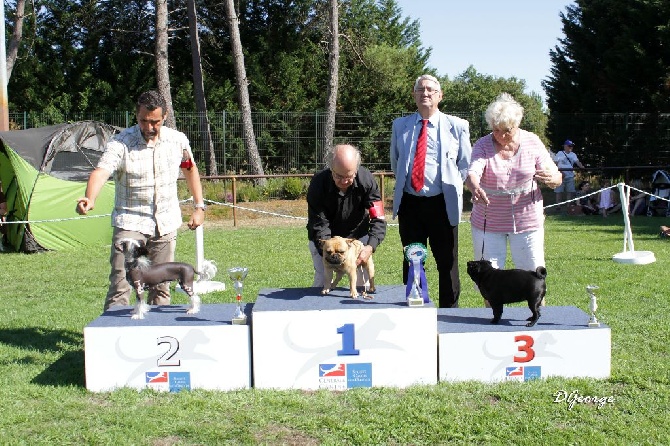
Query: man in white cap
[[554, 139, 584, 212]]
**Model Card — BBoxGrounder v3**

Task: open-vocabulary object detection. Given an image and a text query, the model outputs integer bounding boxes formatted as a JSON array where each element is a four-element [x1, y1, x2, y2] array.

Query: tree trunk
[[155, 0, 176, 129], [223, 0, 265, 184], [6, 0, 26, 80], [187, 0, 218, 176], [324, 0, 340, 161]]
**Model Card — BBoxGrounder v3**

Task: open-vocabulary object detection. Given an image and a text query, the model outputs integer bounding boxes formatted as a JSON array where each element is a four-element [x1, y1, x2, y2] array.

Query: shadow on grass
[[0, 327, 85, 387]]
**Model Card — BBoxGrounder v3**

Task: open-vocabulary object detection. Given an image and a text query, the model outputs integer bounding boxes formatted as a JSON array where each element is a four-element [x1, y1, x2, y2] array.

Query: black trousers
[[398, 193, 460, 308]]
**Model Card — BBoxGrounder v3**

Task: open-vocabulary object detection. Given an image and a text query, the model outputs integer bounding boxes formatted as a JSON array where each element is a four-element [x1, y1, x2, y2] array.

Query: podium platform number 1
[[513, 334, 535, 363], [337, 323, 360, 356]]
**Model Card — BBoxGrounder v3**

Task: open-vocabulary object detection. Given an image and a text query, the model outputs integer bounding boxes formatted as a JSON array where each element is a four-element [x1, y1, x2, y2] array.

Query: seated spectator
[[599, 181, 621, 217], [628, 179, 648, 216], [576, 181, 598, 215]]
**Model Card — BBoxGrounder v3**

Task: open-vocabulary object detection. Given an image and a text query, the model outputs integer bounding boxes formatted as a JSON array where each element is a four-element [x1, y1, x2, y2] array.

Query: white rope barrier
[[2, 186, 669, 229]]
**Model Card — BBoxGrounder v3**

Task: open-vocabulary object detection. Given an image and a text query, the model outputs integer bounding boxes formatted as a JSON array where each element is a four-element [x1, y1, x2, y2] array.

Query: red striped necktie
[[411, 119, 428, 192]]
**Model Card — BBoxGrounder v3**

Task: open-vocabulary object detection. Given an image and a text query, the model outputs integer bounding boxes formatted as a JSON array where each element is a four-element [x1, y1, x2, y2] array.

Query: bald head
[[327, 144, 361, 192], [328, 144, 361, 171]]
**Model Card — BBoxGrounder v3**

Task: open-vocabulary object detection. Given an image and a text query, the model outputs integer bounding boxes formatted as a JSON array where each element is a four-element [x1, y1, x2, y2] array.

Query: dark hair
[[578, 180, 590, 190], [136, 90, 166, 114]]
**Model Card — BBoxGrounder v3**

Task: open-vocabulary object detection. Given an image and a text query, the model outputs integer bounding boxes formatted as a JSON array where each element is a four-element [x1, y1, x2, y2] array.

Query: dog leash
[[480, 206, 487, 261]]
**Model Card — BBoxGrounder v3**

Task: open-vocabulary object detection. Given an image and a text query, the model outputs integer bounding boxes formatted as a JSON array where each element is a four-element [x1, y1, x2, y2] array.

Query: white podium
[[251, 285, 437, 390], [84, 304, 251, 392], [437, 306, 611, 382]]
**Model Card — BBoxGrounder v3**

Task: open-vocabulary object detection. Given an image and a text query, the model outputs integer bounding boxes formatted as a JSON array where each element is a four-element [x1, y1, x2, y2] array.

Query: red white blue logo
[[320, 364, 346, 377], [505, 366, 541, 381], [145, 371, 168, 383]]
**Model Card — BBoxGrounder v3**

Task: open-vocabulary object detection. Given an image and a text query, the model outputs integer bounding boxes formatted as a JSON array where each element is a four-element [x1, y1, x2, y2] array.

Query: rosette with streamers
[[403, 243, 430, 304]]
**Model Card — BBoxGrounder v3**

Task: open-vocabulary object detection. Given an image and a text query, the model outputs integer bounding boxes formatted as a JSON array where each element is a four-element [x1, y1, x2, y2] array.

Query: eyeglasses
[[332, 171, 356, 182], [414, 86, 440, 94], [492, 127, 517, 136]]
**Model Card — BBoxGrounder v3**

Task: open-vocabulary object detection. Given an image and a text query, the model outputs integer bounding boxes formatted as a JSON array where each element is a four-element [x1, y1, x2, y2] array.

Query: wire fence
[[8, 110, 670, 174]]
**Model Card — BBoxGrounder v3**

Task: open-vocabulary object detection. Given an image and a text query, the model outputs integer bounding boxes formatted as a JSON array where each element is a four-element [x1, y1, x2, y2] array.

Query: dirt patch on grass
[[184, 199, 308, 228]]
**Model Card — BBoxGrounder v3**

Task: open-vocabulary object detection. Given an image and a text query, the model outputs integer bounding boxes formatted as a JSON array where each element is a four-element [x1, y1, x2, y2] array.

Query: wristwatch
[[194, 203, 207, 211]]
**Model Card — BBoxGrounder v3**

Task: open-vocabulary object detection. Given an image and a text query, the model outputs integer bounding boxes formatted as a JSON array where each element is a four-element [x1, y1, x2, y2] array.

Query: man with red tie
[[390, 74, 472, 308]]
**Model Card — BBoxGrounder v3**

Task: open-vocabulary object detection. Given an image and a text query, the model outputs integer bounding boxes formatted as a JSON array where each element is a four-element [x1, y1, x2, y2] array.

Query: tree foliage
[[5, 0, 547, 172], [544, 0, 670, 167]]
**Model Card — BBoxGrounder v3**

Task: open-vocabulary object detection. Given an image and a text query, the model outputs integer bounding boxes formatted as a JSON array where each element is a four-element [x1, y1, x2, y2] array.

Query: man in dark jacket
[[307, 144, 387, 288]]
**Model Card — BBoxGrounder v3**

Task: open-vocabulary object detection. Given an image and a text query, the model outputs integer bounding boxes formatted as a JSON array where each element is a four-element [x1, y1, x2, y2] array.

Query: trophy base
[[232, 316, 247, 325], [408, 297, 425, 307]]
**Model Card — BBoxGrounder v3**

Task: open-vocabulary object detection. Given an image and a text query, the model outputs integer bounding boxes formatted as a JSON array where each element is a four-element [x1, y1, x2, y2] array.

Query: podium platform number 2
[[513, 334, 535, 363], [337, 323, 360, 356], [157, 336, 181, 367]]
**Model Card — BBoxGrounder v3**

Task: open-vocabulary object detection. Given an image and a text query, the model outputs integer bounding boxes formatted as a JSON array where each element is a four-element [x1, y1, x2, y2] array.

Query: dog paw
[[350, 291, 359, 299], [368, 286, 376, 293], [490, 319, 500, 324], [186, 305, 201, 314], [362, 292, 373, 300], [321, 288, 331, 295], [525, 320, 538, 327], [131, 313, 144, 320]]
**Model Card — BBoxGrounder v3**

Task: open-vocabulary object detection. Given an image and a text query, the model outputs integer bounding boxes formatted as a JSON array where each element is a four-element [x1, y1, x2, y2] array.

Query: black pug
[[466, 259, 547, 327]]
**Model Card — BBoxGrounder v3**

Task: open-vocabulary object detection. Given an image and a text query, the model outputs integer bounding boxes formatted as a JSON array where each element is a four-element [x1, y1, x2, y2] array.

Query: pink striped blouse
[[468, 129, 554, 233]]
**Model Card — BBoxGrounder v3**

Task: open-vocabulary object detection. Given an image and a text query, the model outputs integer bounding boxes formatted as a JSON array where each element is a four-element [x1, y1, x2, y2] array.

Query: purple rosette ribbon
[[404, 243, 430, 304]]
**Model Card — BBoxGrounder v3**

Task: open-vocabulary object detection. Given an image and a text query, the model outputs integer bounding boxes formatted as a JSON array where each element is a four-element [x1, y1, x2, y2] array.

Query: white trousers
[[471, 226, 545, 271], [471, 226, 547, 306]]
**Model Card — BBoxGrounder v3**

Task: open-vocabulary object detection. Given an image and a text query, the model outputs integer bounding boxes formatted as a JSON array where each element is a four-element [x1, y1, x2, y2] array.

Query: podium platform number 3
[[513, 334, 535, 363], [337, 323, 360, 356], [157, 336, 181, 367]]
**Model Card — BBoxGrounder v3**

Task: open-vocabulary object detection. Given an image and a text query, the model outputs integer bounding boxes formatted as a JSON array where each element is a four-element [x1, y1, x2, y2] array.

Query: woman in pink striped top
[[466, 93, 562, 305]]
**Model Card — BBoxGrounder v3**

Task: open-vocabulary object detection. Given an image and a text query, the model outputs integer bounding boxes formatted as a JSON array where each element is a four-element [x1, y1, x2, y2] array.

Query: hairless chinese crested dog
[[119, 238, 201, 319]]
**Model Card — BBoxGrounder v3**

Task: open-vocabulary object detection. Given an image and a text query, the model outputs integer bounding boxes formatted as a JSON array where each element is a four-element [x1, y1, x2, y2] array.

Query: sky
[[394, 0, 575, 104]]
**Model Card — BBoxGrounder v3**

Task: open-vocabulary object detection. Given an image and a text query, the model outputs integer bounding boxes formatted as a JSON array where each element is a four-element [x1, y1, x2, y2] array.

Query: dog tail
[[197, 259, 218, 281], [533, 266, 548, 279]]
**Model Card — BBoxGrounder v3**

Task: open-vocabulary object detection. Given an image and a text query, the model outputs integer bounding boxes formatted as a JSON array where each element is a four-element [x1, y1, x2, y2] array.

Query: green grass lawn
[[1, 213, 669, 445]]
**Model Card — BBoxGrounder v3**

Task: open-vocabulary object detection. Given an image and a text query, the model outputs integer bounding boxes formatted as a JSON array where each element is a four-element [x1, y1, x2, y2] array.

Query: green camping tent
[[0, 121, 120, 252]]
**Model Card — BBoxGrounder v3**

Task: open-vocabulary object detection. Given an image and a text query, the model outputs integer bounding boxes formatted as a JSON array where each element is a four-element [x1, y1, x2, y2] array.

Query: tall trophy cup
[[228, 267, 249, 325], [586, 284, 600, 327], [404, 243, 430, 307]]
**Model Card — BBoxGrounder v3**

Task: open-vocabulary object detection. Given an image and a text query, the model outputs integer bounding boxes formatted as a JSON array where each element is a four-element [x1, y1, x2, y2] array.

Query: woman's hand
[[471, 186, 490, 205], [534, 166, 562, 189]]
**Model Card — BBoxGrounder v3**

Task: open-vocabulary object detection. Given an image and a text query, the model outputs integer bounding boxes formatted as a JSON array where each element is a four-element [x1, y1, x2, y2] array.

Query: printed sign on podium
[[84, 304, 251, 392], [437, 306, 611, 382], [252, 285, 437, 390]]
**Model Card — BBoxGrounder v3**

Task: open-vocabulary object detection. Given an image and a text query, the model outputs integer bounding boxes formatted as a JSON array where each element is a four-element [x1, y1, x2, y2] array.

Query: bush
[[283, 177, 306, 199]]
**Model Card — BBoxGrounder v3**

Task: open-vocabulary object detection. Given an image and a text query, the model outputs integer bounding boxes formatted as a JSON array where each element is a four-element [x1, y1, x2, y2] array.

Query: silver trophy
[[228, 267, 249, 325], [586, 284, 600, 327]]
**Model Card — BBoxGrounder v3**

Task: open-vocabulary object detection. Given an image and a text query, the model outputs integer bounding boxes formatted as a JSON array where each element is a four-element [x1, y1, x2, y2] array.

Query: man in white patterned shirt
[[77, 90, 205, 311]]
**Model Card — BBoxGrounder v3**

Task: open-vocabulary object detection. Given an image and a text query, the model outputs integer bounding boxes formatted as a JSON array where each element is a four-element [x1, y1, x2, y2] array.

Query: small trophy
[[404, 243, 430, 307], [586, 284, 600, 327], [228, 267, 249, 325]]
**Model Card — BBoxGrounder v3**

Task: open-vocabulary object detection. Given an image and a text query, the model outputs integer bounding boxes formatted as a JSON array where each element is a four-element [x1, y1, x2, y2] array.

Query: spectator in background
[[628, 179, 648, 216], [598, 180, 621, 217], [576, 180, 598, 215], [554, 140, 585, 213]]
